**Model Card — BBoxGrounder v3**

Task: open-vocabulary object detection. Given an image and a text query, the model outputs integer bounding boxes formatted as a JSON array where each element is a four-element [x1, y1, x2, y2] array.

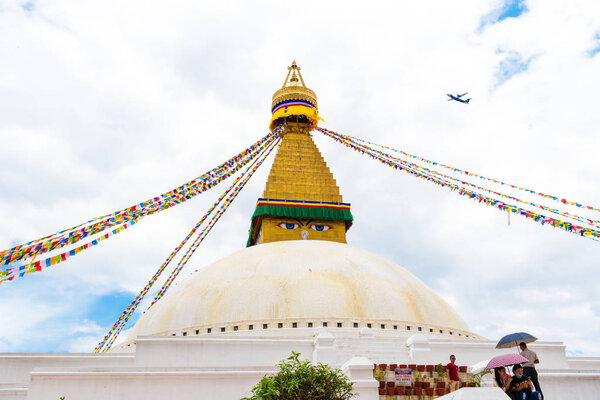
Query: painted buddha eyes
[[276, 222, 332, 231], [277, 223, 300, 230]]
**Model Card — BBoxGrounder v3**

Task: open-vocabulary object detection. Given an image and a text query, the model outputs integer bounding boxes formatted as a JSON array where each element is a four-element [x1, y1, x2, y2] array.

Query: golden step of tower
[[262, 125, 342, 203]]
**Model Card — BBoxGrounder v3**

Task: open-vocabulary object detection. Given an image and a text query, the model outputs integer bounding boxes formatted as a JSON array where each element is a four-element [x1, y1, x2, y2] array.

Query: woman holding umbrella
[[486, 353, 530, 399], [493, 367, 511, 391]]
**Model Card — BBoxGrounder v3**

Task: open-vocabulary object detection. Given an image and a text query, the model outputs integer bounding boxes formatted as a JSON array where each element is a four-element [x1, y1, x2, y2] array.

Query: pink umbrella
[[485, 353, 529, 370]]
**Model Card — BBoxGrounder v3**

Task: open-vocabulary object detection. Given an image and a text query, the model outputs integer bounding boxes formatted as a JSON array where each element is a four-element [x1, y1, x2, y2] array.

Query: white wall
[[26, 369, 275, 400], [567, 357, 600, 370], [0, 387, 27, 400], [1, 332, 599, 400], [134, 336, 314, 367], [0, 353, 133, 385], [539, 371, 600, 399]]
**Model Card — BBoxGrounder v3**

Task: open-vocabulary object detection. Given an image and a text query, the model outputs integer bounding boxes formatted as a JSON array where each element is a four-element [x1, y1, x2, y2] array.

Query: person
[[445, 354, 460, 392], [494, 367, 519, 400], [493, 367, 511, 391], [508, 364, 541, 400], [519, 342, 543, 399]]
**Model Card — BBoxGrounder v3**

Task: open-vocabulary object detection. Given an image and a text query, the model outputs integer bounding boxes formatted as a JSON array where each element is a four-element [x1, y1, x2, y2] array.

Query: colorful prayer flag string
[[0, 220, 139, 285], [94, 134, 281, 353], [314, 127, 600, 230], [0, 129, 282, 272], [330, 129, 600, 213], [315, 126, 600, 241], [151, 138, 280, 305]]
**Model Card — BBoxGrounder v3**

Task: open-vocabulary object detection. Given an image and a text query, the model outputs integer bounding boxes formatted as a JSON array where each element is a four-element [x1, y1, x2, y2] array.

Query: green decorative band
[[253, 204, 353, 221], [247, 199, 353, 246]]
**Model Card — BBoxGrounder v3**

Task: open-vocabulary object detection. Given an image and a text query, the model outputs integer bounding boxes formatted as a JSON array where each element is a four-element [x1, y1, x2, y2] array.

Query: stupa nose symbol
[[301, 230, 309, 240]]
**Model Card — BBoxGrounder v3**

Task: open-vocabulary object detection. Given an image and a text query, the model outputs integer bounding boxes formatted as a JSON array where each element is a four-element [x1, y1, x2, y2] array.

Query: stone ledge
[[30, 369, 278, 378], [136, 336, 314, 345]]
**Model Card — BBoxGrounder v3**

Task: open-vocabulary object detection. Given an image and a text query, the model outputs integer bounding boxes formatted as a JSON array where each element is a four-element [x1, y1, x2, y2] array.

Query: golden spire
[[248, 62, 352, 246]]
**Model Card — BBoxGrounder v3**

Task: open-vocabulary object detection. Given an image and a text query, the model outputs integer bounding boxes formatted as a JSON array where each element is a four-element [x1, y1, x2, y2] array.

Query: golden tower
[[247, 61, 353, 246]]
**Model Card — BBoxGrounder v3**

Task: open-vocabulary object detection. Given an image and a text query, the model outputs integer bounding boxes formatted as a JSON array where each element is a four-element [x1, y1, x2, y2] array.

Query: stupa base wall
[[538, 371, 600, 399], [26, 369, 273, 400], [1, 330, 599, 400], [133, 336, 315, 367]]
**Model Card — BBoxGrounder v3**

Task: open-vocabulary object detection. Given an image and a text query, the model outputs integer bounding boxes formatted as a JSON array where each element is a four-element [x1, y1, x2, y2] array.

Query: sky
[[1, 0, 599, 357]]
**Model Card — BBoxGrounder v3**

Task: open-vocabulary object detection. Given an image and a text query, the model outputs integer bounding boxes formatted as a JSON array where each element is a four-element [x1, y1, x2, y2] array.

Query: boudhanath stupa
[[0, 62, 598, 400]]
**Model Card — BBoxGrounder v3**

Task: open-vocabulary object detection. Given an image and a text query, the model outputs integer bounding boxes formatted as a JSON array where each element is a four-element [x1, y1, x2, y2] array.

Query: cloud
[[1, 0, 600, 357], [588, 33, 600, 57], [494, 50, 534, 87]]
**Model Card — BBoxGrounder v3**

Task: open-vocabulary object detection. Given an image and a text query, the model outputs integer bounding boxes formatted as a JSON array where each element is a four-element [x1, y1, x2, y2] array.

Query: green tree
[[242, 351, 355, 400]]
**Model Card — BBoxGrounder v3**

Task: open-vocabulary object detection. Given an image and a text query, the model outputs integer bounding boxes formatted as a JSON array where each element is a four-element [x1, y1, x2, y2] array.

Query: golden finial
[[282, 60, 305, 87], [270, 61, 320, 130]]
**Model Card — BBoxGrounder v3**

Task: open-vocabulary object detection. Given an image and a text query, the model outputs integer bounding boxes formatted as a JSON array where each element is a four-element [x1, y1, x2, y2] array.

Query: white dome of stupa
[[124, 240, 475, 344]]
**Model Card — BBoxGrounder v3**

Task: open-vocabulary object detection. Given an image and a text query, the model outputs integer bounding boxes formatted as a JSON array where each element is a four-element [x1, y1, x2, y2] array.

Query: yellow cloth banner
[[269, 105, 324, 129]]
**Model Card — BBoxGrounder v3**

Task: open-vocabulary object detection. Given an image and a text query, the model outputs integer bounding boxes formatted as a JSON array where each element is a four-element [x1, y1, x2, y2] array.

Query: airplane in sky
[[447, 92, 471, 103]]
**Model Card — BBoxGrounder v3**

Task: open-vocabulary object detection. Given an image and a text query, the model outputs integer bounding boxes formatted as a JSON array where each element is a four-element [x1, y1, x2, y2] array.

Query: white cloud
[[1, 0, 599, 356]]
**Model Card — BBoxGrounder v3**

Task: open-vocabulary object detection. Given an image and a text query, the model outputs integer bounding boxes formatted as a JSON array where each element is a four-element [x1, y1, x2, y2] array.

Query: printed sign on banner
[[395, 368, 412, 386]]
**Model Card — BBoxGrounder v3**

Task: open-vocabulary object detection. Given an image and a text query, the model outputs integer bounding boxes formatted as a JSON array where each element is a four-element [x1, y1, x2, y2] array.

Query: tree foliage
[[242, 351, 355, 400], [466, 369, 492, 387]]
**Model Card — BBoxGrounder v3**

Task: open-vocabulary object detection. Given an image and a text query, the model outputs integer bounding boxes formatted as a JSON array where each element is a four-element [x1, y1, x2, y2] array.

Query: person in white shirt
[[519, 342, 543, 399]]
